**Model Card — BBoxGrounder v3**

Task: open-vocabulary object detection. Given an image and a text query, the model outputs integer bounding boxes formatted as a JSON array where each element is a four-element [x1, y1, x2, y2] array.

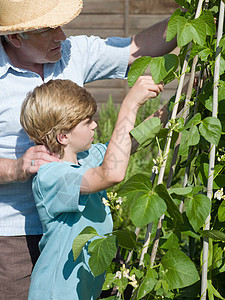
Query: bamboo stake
[[167, 54, 199, 189], [149, 0, 205, 267], [179, 69, 205, 213], [201, 1, 225, 298]]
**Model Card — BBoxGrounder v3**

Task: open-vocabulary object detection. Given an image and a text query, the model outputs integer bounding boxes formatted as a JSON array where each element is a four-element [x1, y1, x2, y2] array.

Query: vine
[[72, 0, 225, 299]]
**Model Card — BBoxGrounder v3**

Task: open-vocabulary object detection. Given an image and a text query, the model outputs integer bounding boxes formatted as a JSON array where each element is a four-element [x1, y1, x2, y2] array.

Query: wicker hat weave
[[0, 0, 83, 35]]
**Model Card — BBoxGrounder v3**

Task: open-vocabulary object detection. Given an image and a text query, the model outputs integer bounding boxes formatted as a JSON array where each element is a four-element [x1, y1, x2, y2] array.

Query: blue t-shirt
[[28, 143, 113, 300], [0, 35, 130, 236]]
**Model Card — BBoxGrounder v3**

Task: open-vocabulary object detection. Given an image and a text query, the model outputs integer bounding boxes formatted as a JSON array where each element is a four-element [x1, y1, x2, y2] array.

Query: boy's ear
[[57, 133, 68, 146]]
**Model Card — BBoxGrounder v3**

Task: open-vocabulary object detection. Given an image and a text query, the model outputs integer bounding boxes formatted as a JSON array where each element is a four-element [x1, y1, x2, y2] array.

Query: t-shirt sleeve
[[78, 143, 108, 167], [68, 35, 131, 83], [32, 163, 89, 219]]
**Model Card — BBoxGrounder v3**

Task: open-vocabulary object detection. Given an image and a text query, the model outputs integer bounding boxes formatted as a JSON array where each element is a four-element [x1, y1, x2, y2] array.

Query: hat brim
[[0, 0, 83, 35]]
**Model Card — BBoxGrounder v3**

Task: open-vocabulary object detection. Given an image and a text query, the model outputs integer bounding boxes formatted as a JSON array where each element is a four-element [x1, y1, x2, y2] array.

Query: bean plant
[[73, 0, 225, 299]]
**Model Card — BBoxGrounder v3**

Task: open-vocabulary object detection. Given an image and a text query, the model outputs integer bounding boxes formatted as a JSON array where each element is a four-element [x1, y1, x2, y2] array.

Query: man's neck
[[2, 41, 44, 80]]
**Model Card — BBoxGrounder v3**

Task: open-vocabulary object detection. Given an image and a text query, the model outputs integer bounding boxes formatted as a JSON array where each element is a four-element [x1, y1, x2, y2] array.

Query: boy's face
[[66, 118, 97, 154]]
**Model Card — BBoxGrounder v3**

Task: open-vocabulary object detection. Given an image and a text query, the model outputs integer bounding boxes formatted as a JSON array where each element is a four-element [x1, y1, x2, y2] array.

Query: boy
[[20, 77, 163, 299]]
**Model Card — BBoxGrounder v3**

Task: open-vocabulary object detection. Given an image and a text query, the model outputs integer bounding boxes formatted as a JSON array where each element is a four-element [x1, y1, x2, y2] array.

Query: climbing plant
[[73, 0, 225, 299]]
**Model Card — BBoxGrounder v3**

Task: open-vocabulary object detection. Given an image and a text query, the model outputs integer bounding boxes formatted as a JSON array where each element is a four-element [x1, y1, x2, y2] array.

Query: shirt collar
[[0, 38, 12, 77], [0, 37, 29, 78]]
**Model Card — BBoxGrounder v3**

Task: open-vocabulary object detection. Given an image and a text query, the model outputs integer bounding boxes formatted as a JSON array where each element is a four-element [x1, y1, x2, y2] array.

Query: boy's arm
[[80, 76, 163, 194]]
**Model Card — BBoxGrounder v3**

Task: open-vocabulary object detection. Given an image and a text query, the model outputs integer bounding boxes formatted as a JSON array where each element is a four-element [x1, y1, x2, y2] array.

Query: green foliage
[[72, 1, 225, 299], [161, 249, 200, 289], [128, 54, 178, 86], [130, 117, 161, 151], [119, 174, 167, 227]]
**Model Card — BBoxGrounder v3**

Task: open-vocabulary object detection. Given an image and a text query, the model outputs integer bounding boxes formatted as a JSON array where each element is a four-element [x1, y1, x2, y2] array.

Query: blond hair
[[20, 79, 97, 158]]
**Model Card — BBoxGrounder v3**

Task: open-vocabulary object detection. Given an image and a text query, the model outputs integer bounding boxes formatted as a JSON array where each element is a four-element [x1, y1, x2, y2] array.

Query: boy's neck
[[62, 152, 78, 164]]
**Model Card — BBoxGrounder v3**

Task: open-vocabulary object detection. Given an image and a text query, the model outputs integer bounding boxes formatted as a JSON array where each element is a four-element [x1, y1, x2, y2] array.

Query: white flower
[[114, 271, 122, 279], [123, 269, 129, 278], [121, 264, 130, 278], [152, 165, 158, 174], [218, 154, 225, 162], [128, 274, 136, 282], [116, 197, 123, 205], [153, 158, 157, 164], [116, 204, 120, 210], [214, 188, 224, 200], [102, 197, 110, 206], [129, 280, 138, 289]]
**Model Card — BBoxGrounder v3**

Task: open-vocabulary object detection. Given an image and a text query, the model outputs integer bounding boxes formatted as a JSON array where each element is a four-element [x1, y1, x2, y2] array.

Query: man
[[0, 0, 176, 299]]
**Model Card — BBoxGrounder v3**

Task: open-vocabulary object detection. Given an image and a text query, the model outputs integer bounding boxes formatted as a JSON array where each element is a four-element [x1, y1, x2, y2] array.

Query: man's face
[[19, 27, 66, 64]]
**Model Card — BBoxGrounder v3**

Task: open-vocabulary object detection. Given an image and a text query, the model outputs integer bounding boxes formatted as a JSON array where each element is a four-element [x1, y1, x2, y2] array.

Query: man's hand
[[0, 145, 61, 183]]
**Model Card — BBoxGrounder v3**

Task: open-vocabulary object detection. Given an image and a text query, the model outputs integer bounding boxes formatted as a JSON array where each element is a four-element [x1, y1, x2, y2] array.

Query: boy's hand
[[126, 76, 163, 108]]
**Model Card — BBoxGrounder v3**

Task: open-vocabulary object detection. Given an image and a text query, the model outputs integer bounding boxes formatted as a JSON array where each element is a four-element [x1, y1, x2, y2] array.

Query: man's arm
[[0, 145, 61, 183], [129, 18, 177, 65]]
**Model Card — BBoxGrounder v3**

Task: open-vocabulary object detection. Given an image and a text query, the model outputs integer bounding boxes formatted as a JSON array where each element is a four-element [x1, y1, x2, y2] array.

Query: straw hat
[[0, 0, 83, 35]]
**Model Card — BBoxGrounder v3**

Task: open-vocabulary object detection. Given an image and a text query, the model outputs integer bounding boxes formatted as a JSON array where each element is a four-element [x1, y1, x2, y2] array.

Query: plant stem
[[201, 1, 225, 299]]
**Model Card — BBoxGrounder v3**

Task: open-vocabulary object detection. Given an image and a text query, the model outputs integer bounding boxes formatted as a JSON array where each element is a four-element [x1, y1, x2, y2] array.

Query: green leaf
[[130, 117, 161, 150], [190, 18, 207, 46], [176, 212, 201, 239], [166, 9, 182, 42], [161, 249, 200, 289], [119, 174, 167, 226], [102, 272, 115, 290], [188, 125, 200, 146], [185, 194, 211, 232], [131, 193, 167, 227], [220, 54, 225, 75], [197, 162, 209, 187], [160, 232, 180, 250], [155, 184, 183, 223], [89, 235, 118, 277], [179, 129, 189, 156], [128, 56, 152, 87], [199, 11, 216, 36], [169, 187, 193, 196], [199, 117, 222, 146], [210, 243, 224, 274], [119, 173, 152, 201], [214, 174, 225, 189], [72, 226, 98, 262], [176, 17, 192, 47], [150, 54, 178, 84], [114, 229, 137, 250], [198, 48, 213, 61], [137, 268, 158, 299], [218, 200, 225, 222], [199, 230, 225, 242], [185, 113, 201, 129], [208, 280, 225, 300]]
